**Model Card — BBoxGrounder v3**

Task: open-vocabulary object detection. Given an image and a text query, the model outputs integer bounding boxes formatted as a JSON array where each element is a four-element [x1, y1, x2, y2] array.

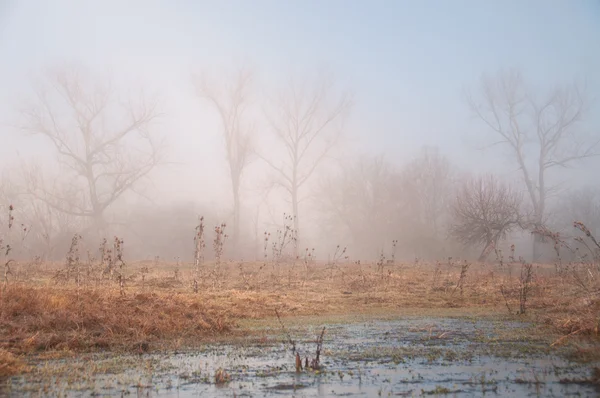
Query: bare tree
[[193, 67, 254, 256], [317, 155, 396, 257], [450, 174, 525, 262], [318, 150, 457, 260], [466, 69, 598, 259], [18, 67, 164, 233], [399, 146, 455, 245], [262, 73, 352, 249]]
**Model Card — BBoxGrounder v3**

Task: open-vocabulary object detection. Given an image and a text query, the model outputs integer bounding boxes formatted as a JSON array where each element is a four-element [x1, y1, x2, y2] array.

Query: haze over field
[[0, 0, 599, 262]]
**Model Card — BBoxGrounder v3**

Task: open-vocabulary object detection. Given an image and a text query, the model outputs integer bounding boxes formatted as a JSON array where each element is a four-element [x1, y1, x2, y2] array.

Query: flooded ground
[[3, 315, 599, 397]]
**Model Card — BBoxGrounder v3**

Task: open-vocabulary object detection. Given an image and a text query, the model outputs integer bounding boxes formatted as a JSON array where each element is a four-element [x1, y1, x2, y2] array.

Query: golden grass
[[0, 259, 598, 362], [0, 285, 232, 355]]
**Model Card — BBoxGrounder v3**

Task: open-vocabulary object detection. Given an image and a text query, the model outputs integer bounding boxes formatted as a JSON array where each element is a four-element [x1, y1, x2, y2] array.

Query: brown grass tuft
[[0, 285, 233, 354], [0, 349, 29, 376]]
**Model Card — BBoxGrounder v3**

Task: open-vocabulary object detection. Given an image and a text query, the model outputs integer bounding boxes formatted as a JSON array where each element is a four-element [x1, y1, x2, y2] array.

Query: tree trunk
[[291, 184, 300, 258], [532, 218, 544, 263], [92, 211, 107, 242], [531, 207, 544, 263], [478, 240, 494, 262], [232, 184, 240, 259], [532, 153, 546, 263]]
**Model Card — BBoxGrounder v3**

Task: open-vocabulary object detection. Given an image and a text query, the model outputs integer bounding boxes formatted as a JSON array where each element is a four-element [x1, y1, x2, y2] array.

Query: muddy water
[[4, 317, 599, 397]]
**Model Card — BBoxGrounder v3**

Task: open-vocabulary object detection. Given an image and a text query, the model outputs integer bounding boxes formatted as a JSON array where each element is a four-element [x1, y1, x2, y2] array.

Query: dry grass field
[[1, 256, 598, 378]]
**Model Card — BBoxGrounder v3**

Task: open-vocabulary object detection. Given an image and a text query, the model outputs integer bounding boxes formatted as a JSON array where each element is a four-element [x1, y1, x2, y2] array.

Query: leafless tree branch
[[18, 66, 165, 231], [262, 72, 352, 248]]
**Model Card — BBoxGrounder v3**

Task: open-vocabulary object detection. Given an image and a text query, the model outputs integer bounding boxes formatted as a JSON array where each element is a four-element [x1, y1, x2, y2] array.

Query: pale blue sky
[[0, 0, 598, 200]]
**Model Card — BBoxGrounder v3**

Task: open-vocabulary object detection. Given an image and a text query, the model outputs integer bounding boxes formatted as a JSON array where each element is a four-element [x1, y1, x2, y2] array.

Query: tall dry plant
[[99, 238, 108, 275], [85, 249, 97, 286], [253, 231, 270, 284], [272, 213, 298, 270], [574, 221, 600, 263], [327, 245, 347, 282], [193, 216, 205, 293], [213, 223, 227, 266], [65, 233, 82, 285], [211, 223, 227, 288], [453, 261, 471, 297], [302, 247, 315, 285], [519, 261, 534, 314], [113, 237, 126, 296], [275, 309, 327, 372], [101, 238, 115, 279], [571, 221, 600, 300], [1, 205, 15, 289]]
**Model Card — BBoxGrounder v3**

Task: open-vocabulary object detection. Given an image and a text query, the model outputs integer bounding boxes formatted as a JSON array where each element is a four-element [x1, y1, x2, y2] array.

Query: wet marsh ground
[[1, 260, 599, 396], [3, 313, 600, 397]]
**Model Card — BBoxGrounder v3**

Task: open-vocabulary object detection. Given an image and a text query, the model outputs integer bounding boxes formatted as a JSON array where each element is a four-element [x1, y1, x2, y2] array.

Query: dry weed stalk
[[391, 239, 398, 265], [310, 326, 326, 371], [494, 247, 504, 268], [112, 237, 126, 296], [574, 222, 600, 250], [0, 205, 16, 290], [193, 216, 205, 293], [569, 222, 600, 300], [248, 231, 270, 289], [431, 261, 442, 292], [99, 238, 108, 276], [453, 260, 470, 296], [333, 245, 347, 264], [301, 247, 315, 286], [57, 233, 82, 286], [85, 250, 95, 286], [213, 223, 227, 265], [238, 261, 251, 290], [509, 244, 516, 263], [574, 221, 600, 264], [532, 226, 576, 274], [498, 259, 534, 315], [214, 368, 230, 385], [519, 261, 533, 314], [260, 231, 270, 273], [275, 309, 326, 372], [499, 284, 514, 314], [571, 266, 599, 299], [376, 250, 386, 276], [327, 245, 347, 281], [272, 213, 297, 267], [101, 238, 115, 280], [211, 223, 227, 288]]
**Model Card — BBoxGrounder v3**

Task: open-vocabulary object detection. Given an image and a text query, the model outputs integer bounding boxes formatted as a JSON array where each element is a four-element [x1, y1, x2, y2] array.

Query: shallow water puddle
[[4, 317, 599, 397]]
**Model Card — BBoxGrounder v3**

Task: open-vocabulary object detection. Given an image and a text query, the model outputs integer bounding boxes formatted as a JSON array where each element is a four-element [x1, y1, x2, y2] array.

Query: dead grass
[[0, 259, 598, 365], [0, 349, 29, 376], [0, 285, 233, 355]]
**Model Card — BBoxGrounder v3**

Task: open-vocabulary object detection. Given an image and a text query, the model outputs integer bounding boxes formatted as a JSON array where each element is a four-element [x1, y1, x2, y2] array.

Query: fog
[[0, 1, 599, 263]]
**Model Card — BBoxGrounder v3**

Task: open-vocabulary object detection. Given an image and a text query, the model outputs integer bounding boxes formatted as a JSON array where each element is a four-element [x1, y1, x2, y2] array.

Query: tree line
[[0, 65, 598, 263]]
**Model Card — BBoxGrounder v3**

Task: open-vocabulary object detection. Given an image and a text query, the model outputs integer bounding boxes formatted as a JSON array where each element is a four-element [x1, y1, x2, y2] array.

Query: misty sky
[[0, 0, 599, 207]]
